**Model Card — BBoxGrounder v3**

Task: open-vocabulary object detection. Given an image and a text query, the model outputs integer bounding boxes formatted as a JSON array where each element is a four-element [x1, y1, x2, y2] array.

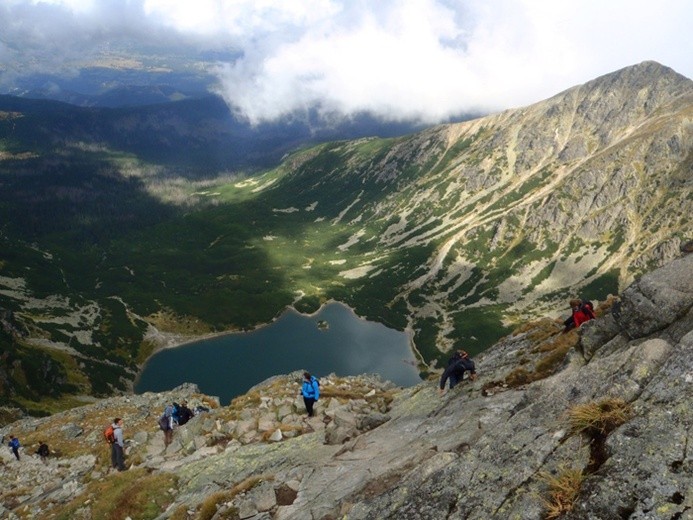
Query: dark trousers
[[303, 397, 316, 417], [11, 447, 19, 461], [448, 374, 460, 389], [111, 443, 125, 471]]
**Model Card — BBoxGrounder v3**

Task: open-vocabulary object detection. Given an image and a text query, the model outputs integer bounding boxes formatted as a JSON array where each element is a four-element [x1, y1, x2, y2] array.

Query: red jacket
[[572, 307, 594, 328]]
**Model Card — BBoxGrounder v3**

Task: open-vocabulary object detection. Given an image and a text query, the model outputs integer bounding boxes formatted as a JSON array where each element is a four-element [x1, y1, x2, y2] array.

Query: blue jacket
[[8, 438, 20, 450], [301, 377, 320, 400]]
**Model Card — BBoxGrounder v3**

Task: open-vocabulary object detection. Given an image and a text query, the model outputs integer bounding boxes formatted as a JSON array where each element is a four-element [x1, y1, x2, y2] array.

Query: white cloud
[[1, 0, 691, 123]]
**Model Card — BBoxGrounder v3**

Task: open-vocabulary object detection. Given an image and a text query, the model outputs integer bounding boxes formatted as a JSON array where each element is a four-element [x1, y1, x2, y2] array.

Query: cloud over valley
[[1, 0, 691, 124]]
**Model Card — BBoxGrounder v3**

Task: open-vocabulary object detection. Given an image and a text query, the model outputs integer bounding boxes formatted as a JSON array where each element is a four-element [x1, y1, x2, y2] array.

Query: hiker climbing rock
[[439, 350, 477, 395], [563, 298, 596, 333]]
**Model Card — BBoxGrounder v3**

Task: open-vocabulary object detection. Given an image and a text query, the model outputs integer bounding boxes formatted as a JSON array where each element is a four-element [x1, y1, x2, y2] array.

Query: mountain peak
[[578, 60, 692, 101]]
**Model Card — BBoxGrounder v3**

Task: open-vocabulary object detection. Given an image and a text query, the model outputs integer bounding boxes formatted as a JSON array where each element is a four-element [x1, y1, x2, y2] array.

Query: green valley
[[1, 61, 691, 415]]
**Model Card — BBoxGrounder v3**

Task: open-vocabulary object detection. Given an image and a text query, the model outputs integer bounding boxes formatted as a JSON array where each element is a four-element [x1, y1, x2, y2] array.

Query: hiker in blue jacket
[[8, 435, 20, 461], [439, 350, 477, 395], [301, 371, 320, 417]]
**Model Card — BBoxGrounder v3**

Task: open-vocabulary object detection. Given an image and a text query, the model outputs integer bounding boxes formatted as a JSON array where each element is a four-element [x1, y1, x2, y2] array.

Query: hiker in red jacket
[[563, 299, 596, 332]]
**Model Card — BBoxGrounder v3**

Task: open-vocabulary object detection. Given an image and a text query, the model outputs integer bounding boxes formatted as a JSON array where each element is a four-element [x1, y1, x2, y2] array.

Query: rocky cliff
[[1, 251, 690, 519]]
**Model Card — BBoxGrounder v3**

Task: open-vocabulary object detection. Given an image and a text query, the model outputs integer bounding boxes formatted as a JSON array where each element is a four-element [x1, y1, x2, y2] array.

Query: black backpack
[[452, 357, 474, 375], [581, 300, 596, 319]]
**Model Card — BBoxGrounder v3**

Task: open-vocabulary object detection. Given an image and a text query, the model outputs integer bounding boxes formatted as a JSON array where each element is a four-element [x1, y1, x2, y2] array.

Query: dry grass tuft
[[320, 386, 395, 405], [512, 317, 559, 338], [535, 330, 577, 354], [191, 393, 220, 409], [504, 330, 578, 388], [52, 468, 177, 520], [224, 391, 263, 419], [279, 424, 305, 436], [505, 367, 533, 387], [168, 504, 189, 520], [594, 295, 619, 317], [196, 475, 274, 520], [197, 490, 229, 520], [568, 398, 633, 437], [232, 474, 274, 494], [540, 467, 584, 520]]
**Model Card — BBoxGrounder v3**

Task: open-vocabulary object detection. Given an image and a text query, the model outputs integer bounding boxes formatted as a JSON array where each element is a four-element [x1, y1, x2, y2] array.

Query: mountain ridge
[[253, 60, 691, 361], [0, 93, 443, 174]]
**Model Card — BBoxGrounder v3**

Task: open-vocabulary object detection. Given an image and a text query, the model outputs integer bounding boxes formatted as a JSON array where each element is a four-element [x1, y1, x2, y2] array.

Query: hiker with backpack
[[108, 418, 126, 471], [177, 400, 194, 426], [36, 441, 49, 463], [171, 402, 181, 425], [160, 403, 175, 446], [301, 371, 320, 417], [7, 435, 20, 461], [563, 299, 596, 333], [439, 350, 477, 395]]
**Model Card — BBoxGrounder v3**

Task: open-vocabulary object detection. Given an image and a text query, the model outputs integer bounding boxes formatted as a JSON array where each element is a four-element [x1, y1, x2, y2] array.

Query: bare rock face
[[328, 255, 691, 520], [616, 253, 693, 339]]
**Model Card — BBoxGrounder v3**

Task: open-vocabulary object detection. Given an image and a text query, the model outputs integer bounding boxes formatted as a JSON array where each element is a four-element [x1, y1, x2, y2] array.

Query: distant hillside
[[0, 94, 436, 173], [0, 61, 691, 414]]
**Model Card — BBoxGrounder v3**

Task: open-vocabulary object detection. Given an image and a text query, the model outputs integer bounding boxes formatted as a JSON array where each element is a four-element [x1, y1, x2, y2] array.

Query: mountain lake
[[135, 301, 422, 404]]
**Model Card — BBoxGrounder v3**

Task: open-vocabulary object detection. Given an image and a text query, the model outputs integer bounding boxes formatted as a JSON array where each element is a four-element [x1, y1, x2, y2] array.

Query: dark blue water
[[135, 302, 421, 404]]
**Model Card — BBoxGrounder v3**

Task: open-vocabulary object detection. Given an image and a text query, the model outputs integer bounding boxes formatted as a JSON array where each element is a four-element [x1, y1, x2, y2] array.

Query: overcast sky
[[1, 0, 691, 124]]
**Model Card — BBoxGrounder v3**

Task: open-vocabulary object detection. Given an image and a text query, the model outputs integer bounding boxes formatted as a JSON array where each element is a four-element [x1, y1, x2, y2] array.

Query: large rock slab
[[616, 253, 693, 339]]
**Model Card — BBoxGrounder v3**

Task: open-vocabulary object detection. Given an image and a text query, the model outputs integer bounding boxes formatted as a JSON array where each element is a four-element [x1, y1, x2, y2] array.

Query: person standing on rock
[[36, 441, 50, 463], [439, 350, 477, 395], [111, 418, 126, 472], [177, 400, 194, 426], [301, 371, 320, 417], [160, 403, 175, 447], [7, 435, 20, 461]]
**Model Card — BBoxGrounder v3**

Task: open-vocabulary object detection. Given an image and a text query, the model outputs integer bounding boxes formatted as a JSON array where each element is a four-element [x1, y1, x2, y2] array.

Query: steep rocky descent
[[0, 252, 690, 519]]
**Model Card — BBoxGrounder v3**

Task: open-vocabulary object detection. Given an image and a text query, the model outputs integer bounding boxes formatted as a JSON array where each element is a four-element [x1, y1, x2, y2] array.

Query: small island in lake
[[317, 320, 329, 331]]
